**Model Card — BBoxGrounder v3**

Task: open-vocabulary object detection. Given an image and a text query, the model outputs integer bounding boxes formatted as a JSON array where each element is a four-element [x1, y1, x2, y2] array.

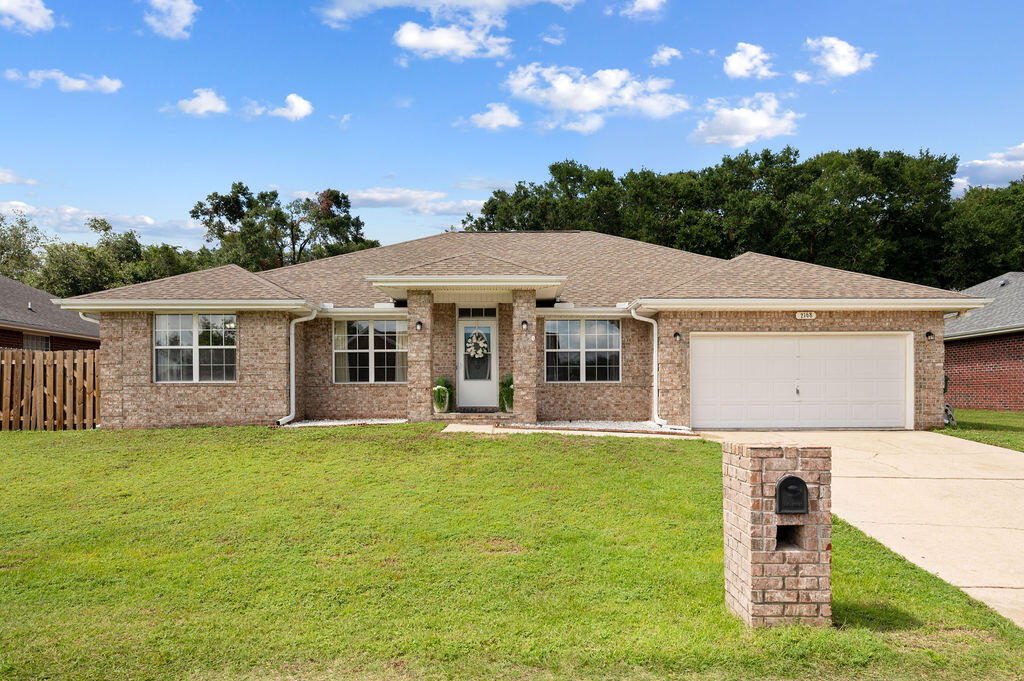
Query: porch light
[[673, 332, 681, 341], [925, 331, 935, 340], [415, 321, 423, 331], [521, 320, 529, 331]]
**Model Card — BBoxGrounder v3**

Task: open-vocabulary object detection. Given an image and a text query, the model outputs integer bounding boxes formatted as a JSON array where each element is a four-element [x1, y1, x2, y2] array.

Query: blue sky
[[2, 0, 1023, 248]]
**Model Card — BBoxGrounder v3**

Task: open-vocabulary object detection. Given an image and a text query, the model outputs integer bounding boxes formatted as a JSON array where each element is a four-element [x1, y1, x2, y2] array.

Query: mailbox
[[776, 475, 809, 514]]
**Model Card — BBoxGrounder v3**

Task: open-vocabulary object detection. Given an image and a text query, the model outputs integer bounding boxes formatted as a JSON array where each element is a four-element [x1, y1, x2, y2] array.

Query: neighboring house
[[0, 275, 100, 351], [945, 272, 1024, 411], [55, 231, 986, 430]]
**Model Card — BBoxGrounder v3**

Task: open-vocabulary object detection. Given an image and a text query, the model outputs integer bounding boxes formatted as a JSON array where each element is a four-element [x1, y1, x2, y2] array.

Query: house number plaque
[[795, 311, 816, 320]]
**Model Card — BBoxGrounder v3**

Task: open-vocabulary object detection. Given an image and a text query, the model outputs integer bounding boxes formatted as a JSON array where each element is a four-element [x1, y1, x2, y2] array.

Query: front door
[[457, 319, 498, 408]]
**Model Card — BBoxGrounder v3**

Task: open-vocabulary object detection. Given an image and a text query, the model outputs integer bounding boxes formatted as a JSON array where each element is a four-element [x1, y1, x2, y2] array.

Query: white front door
[[690, 333, 911, 429], [457, 319, 498, 408]]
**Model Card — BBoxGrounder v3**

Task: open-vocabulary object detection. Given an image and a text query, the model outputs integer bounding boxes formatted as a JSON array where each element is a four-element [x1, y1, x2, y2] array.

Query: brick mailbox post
[[722, 442, 832, 627]]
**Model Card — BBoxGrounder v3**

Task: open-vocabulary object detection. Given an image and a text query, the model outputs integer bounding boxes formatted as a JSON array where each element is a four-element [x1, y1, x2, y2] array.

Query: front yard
[[944, 408, 1024, 452], [1, 425, 1021, 680]]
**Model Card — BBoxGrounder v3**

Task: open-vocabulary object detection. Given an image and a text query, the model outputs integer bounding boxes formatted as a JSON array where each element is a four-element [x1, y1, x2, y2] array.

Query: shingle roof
[[656, 252, 974, 300], [260, 231, 724, 307], [66, 264, 305, 301], [945, 273, 1024, 338], [0, 276, 100, 338], [392, 252, 555, 276]]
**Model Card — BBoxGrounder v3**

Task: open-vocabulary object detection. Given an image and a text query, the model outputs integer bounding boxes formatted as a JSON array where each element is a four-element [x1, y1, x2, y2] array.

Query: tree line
[[0, 183, 378, 297], [461, 148, 1024, 290]]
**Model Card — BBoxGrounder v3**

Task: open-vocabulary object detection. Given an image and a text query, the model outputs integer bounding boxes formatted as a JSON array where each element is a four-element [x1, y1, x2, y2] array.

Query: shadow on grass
[[832, 601, 923, 632], [947, 422, 1022, 433]]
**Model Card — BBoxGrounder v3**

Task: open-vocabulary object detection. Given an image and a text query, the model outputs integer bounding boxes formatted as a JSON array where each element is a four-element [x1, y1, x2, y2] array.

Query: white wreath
[[465, 330, 489, 359]]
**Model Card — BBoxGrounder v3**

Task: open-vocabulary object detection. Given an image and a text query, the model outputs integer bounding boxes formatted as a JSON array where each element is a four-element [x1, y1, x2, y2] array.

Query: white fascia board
[[320, 307, 410, 320], [52, 299, 315, 313], [538, 307, 633, 319], [945, 324, 1024, 341], [631, 298, 992, 312]]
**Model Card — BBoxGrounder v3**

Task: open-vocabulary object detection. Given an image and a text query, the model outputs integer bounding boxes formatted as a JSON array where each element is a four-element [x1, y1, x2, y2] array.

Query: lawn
[[944, 408, 1024, 452], [1, 425, 1021, 681]]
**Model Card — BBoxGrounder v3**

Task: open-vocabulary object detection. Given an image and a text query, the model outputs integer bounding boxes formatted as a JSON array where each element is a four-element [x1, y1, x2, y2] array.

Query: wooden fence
[[0, 349, 99, 431]]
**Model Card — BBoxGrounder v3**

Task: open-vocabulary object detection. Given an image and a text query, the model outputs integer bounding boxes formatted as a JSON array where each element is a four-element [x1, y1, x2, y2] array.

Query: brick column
[[722, 442, 832, 627], [97, 312, 126, 429], [511, 289, 537, 424], [406, 290, 434, 421]]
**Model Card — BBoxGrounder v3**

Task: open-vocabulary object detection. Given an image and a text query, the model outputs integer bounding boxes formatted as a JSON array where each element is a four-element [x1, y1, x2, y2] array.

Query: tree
[[943, 180, 1024, 289], [0, 211, 46, 283]]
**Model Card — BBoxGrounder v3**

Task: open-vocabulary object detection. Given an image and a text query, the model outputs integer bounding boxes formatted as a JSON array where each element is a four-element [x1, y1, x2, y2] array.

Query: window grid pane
[[333, 320, 408, 383], [544, 319, 620, 383], [155, 313, 236, 383]]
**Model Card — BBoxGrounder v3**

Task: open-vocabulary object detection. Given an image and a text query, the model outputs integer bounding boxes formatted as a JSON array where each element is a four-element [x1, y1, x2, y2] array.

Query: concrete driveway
[[702, 430, 1024, 627]]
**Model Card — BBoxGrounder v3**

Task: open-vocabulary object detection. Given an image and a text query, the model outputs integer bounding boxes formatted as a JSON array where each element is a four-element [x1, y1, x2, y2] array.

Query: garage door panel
[[690, 334, 909, 429]]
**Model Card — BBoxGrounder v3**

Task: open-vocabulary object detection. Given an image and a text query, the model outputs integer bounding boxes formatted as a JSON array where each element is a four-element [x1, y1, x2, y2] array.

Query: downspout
[[630, 306, 667, 427], [276, 307, 318, 426], [79, 312, 99, 324]]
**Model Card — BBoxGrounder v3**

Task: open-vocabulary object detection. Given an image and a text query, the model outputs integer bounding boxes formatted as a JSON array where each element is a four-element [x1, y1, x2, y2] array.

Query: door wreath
[[465, 330, 489, 359]]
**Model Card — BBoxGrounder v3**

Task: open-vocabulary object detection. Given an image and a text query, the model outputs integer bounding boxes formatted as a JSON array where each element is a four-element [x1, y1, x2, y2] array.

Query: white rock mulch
[[525, 420, 694, 434], [281, 418, 407, 428]]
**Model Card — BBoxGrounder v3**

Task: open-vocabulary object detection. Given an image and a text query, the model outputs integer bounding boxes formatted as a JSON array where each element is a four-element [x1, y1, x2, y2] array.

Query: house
[[945, 272, 1024, 411], [54, 231, 986, 430], [0, 275, 100, 351]]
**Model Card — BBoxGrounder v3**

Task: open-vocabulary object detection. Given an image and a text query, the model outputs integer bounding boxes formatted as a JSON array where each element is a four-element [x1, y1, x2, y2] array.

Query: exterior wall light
[[415, 321, 423, 331], [521, 320, 529, 331], [673, 332, 681, 341], [925, 331, 935, 340]]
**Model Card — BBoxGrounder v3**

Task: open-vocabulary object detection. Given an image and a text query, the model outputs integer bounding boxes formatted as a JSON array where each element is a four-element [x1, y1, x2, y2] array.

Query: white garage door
[[690, 334, 911, 429]]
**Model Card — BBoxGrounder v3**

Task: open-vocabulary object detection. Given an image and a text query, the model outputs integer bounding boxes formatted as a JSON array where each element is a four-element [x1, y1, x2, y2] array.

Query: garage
[[690, 333, 913, 429]]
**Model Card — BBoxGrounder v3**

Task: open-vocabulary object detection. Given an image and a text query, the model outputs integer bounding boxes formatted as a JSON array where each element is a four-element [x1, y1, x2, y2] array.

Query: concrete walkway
[[701, 430, 1024, 628]]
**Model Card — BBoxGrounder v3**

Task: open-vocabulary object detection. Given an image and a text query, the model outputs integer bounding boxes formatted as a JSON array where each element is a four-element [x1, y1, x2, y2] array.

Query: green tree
[[0, 211, 47, 283], [943, 180, 1024, 289]]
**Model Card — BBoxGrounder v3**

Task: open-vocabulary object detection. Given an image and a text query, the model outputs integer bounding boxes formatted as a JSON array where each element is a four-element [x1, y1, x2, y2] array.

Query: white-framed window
[[545, 319, 621, 383], [333, 320, 408, 383], [23, 333, 51, 351], [154, 313, 237, 383]]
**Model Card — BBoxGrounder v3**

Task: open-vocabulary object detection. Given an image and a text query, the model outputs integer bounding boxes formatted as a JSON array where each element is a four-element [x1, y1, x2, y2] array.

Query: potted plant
[[433, 376, 453, 413], [498, 373, 514, 413]]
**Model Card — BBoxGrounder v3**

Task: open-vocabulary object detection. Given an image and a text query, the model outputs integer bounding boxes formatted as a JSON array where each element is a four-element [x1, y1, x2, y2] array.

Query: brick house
[[945, 272, 1024, 411], [0, 275, 100, 351], [54, 231, 986, 430]]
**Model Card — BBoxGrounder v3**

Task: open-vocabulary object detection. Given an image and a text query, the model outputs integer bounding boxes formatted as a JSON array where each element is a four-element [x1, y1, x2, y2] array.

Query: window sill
[[331, 381, 410, 386], [153, 380, 239, 385]]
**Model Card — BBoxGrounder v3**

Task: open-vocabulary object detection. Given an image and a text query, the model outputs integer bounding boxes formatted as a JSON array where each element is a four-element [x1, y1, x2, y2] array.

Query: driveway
[[702, 430, 1024, 628]]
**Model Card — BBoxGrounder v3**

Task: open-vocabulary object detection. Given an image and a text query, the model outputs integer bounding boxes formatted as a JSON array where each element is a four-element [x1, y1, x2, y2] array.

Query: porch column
[[512, 289, 538, 424], [406, 289, 434, 422]]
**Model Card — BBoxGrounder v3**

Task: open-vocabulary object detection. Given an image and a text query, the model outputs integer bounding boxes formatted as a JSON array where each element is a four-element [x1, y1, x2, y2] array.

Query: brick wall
[[0, 328, 22, 348], [0, 327, 99, 350], [432, 303, 457, 387], [535, 316, 653, 422], [723, 442, 832, 628], [945, 332, 1024, 411], [407, 291, 434, 421], [657, 310, 946, 429], [295, 317, 408, 420], [512, 290, 538, 423], [98, 311, 290, 429]]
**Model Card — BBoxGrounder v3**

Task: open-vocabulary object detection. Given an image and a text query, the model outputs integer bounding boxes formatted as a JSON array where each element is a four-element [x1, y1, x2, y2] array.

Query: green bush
[[433, 376, 453, 413], [498, 373, 514, 413]]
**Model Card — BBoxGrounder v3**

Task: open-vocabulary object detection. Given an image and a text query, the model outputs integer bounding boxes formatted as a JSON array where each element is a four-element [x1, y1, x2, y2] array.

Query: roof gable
[[66, 264, 304, 301], [945, 272, 1024, 338], [657, 252, 973, 300]]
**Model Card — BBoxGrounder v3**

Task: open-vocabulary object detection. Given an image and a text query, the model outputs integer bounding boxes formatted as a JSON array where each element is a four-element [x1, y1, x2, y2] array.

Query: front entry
[[456, 318, 498, 408]]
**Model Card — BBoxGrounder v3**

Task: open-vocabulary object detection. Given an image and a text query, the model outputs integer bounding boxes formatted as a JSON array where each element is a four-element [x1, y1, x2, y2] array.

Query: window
[[23, 334, 50, 351], [334, 320, 407, 383], [154, 313, 236, 383], [458, 307, 496, 319], [545, 319, 620, 382]]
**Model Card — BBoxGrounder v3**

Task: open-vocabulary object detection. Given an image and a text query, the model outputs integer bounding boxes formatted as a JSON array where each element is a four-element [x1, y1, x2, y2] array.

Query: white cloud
[[453, 176, 513, 191], [621, 0, 665, 19], [505, 62, 689, 133], [317, 0, 579, 29], [269, 93, 314, 121], [793, 70, 812, 83], [805, 36, 876, 77], [393, 96, 415, 108], [0, 200, 204, 242], [343, 186, 483, 215], [650, 45, 681, 67], [540, 23, 564, 45], [956, 142, 1024, 188], [951, 176, 970, 198], [723, 42, 777, 79], [691, 93, 802, 147], [0, 168, 39, 185], [5, 68, 122, 93], [241, 98, 266, 118], [468, 102, 521, 130], [394, 21, 511, 60], [168, 88, 229, 116], [330, 113, 352, 128], [0, 0, 53, 33], [144, 0, 199, 39]]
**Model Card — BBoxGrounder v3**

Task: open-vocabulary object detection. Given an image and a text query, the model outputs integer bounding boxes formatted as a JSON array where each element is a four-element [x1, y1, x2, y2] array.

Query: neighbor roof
[[58, 231, 977, 310], [945, 273, 1024, 339], [656, 252, 975, 301], [65, 264, 305, 301], [0, 276, 100, 339]]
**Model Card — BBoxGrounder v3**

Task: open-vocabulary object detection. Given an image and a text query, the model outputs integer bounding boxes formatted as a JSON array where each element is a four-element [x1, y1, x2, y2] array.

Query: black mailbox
[[776, 475, 809, 514]]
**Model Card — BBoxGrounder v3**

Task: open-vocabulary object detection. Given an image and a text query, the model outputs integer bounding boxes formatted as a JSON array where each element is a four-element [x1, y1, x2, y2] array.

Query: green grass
[[943, 408, 1024, 452], [1, 425, 1021, 681]]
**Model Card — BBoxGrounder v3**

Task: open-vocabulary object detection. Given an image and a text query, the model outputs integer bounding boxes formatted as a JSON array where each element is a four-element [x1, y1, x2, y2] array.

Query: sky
[[2, 0, 1023, 249]]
